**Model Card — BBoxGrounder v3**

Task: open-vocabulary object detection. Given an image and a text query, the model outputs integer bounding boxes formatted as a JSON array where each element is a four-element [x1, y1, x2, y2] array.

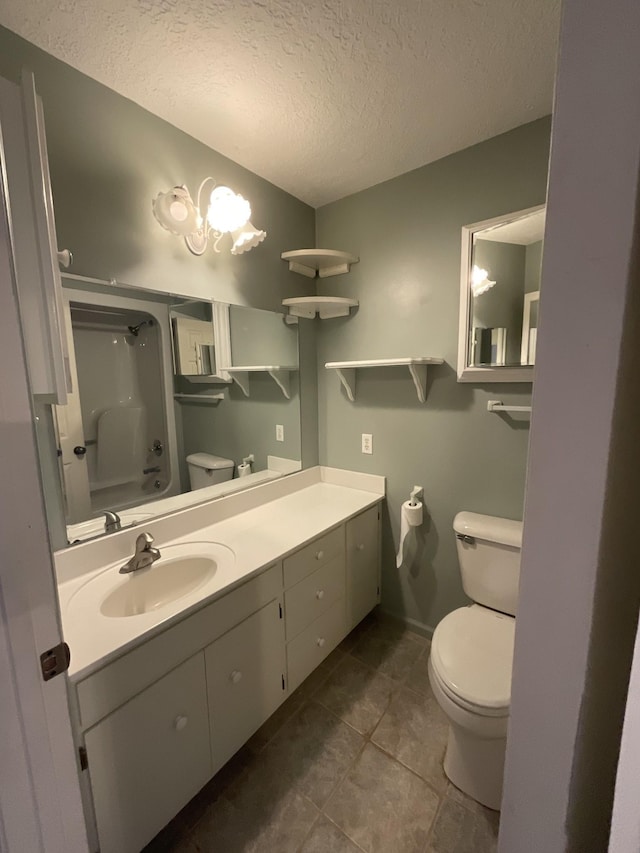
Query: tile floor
[[143, 612, 500, 853]]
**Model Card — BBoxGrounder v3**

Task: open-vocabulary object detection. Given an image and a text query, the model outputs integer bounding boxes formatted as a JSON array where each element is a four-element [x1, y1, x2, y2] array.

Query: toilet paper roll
[[396, 500, 423, 568], [237, 463, 251, 478]]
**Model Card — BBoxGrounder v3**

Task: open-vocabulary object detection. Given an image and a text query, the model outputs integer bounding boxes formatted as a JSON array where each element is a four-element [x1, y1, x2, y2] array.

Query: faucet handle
[[136, 532, 154, 552]]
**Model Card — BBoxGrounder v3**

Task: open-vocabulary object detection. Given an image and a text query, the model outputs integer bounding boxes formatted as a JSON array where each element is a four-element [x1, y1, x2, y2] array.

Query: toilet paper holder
[[409, 485, 423, 506]]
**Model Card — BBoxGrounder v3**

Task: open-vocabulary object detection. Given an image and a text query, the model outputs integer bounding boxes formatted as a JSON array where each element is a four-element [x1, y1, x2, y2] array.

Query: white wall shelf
[[224, 366, 297, 399], [282, 296, 359, 320], [487, 400, 532, 414], [325, 357, 444, 403], [281, 249, 359, 278], [174, 393, 225, 404]]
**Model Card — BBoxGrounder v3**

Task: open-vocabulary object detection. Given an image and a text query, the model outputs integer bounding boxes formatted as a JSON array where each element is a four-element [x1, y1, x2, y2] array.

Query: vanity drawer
[[287, 598, 346, 693], [283, 526, 344, 589], [84, 652, 211, 853], [284, 554, 345, 641], [206, 599, 286, 774]]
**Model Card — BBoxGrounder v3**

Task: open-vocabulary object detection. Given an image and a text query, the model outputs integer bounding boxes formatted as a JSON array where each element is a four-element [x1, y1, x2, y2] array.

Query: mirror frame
[[457, 203, 545, 383]]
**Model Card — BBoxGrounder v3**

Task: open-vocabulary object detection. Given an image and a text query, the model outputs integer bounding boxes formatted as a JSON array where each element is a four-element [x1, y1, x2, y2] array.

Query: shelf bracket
[[335, 367, 356, 402], [286, 260, 317, 278], [231, 371, 250, 397], [407, 363, 428, 403], [487, 400, 532, 414], [268, 369, 291, 400]]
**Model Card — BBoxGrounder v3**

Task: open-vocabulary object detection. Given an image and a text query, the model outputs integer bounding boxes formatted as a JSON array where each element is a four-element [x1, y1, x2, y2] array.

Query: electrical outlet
[[276, 424, 284, 442], [361, 433, 373, 454]]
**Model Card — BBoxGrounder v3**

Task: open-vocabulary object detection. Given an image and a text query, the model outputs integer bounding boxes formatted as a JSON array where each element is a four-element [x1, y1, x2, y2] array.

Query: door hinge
[[78, 746, 88, 771], [278, 602, 283, 619], [40, 641, 70, 682], [282, 674, 286, 691]]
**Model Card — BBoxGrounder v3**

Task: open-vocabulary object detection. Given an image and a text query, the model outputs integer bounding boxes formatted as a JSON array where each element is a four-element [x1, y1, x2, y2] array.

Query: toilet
[[186, 452, 235, 490], [428, 511, 522, 811]]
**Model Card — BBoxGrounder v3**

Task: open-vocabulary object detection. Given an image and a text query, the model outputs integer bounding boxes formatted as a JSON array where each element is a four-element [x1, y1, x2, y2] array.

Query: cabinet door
[[206, 599, 285, 773], [346, 505, 381, 630], [84, 653, 211, 853]]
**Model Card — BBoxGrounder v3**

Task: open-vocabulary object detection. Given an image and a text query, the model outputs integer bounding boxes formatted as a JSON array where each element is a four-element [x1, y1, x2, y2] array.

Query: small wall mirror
[[170, 301, 231, 381], [457, 204, 545, 382]]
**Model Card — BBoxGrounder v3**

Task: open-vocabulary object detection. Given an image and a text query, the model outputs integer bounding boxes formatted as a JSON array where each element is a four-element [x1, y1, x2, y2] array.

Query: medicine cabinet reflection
[[457, 204, 545, 382]]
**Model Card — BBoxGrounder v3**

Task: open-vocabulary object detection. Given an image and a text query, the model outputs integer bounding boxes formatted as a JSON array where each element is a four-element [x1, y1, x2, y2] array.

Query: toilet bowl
[[428, 512, 522, 811]]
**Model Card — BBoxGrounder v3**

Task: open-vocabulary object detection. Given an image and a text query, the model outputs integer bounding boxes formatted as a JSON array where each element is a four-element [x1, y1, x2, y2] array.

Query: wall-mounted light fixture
[[152, 177, 266, 256], [470, 265, 497, 297]]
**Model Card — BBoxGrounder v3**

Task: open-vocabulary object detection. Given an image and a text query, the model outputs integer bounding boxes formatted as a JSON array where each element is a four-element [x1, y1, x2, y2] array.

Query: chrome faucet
[[119, 533, 161, 574], [104, 510, 121, 534]]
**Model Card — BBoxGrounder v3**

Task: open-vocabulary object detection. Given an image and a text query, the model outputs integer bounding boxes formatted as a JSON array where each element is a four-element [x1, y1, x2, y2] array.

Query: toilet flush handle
[[456, 533, 475, 545]]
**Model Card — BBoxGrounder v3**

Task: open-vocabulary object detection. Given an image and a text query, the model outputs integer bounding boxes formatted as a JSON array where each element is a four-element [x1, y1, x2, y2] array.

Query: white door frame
[[0, 134, 88, 852]]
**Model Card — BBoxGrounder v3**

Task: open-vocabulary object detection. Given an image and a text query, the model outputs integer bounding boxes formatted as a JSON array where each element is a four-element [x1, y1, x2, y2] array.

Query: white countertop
[[56, 468, 385, 681]]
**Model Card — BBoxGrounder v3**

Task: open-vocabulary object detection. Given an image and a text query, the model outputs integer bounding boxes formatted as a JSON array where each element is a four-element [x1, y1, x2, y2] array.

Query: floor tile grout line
[[320, 811, 369, 853], [421, 788, 448, 853], [364, 738, 448, 801], [320, 736, 368, 811]]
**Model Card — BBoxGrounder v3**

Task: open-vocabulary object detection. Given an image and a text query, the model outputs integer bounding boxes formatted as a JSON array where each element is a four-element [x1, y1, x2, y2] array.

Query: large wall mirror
[[457, 204, 545, 382], [51, 275, 301, 547]]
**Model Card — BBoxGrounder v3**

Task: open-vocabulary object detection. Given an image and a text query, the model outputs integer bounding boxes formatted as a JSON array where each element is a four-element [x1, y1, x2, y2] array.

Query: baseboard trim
[[378, 608, 434, 641]]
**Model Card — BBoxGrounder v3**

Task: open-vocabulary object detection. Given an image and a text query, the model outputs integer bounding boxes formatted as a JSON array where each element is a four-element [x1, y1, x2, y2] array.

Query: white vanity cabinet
[[346, 504, 381, 630], [73, 501, 382, 852], [206, 598, 286, 773], [84, 652, 211, 853]]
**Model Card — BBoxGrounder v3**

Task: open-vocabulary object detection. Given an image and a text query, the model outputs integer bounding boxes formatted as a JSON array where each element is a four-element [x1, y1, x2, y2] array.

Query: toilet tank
[[453, 511, 523, 616], [186, 453, 234, 490]]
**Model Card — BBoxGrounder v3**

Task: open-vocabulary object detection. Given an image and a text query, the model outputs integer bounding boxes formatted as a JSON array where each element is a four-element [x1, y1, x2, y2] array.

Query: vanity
[[55, 466, 384, 853]]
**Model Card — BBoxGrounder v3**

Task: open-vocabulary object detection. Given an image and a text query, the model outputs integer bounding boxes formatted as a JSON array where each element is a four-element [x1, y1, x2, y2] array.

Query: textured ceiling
[[0, 1, 560, 207]]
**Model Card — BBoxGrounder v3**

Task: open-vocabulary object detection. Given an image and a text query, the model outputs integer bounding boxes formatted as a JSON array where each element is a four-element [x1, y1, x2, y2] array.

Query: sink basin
[[101, 554, 217, 617], [67, 541, 236, 621]]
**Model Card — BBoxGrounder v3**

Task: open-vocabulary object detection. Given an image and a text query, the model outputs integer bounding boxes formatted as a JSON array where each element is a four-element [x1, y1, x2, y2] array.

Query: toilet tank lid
[[186, 452, 234, 470], [453, 512, 522, 548]]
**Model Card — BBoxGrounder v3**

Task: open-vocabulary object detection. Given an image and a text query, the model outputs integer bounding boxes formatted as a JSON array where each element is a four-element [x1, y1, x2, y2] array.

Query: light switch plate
[[276, 424, 284, 442], [361, 433, 373, 454]]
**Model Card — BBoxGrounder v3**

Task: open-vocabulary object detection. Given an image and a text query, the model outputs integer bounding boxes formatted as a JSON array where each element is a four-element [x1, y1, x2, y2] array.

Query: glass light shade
[[207, 186, 251, 234], [471, 265, 497, 297], [152, 187, 200, 236], [231, 221, 267, 255]]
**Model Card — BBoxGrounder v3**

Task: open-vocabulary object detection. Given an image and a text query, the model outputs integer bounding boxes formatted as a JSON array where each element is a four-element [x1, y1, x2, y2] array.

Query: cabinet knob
[[174, 715, 188, 732], [315, 589, 325, 600], [315, 550, 324, 561], [356, 543, 365, 551], [230, 670, 243, 685], [316, 637, 326, 648]]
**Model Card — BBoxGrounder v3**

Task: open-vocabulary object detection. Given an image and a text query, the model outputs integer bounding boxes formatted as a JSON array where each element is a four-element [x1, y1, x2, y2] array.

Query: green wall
[[0, 26, 315, 311], [316, 118, 550, 632]]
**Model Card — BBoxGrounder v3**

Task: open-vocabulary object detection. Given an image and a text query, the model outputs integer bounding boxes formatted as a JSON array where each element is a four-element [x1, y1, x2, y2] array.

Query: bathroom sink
[[101, 554, 217, 617], [67, 541, 236, 621]]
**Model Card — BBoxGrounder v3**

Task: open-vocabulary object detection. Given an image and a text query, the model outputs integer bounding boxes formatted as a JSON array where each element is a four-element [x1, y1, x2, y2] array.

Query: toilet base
[[443, 722, 506, 811]]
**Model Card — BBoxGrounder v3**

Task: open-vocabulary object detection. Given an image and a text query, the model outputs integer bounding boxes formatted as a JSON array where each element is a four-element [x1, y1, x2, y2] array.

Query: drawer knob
[[357, 543, 365, 551], [230, 670, 243, 685], [315, 550, 324, 561], [174, 715, 188, 732], [316, 637, 326, 648], [315, 589, 325, 600]]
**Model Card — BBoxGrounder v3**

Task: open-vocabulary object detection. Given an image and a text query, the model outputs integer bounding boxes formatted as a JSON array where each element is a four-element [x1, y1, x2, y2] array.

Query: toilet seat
[[430, 604, 515, 716]]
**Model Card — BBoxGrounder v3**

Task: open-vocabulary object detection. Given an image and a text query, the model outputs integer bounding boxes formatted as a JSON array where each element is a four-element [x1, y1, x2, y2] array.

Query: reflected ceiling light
[[471, 265, 497, 297], [152, 177, 266, 256]]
